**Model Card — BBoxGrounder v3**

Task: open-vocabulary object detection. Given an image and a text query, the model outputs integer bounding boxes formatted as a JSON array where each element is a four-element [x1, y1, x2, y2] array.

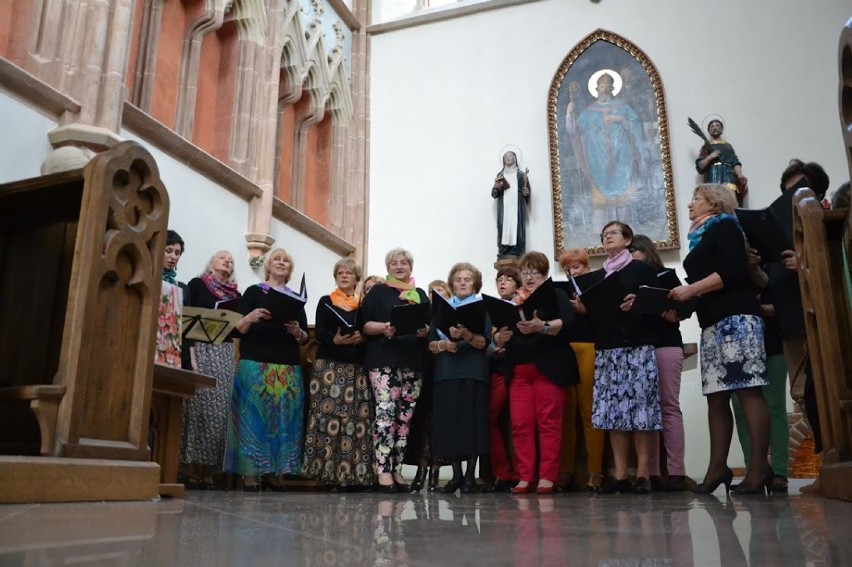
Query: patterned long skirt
[[180, 341, 234, 467], [223, 359, 304, 476], [301, 359, 377, 487], [700, 314, 768, 395], [591, 345, 662, 432]]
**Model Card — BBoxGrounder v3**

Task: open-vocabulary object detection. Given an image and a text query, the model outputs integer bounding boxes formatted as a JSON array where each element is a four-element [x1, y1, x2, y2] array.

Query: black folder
[[655, 269, 682, 291], [517, 278, 559, 321], [735, 189, 795, 262], [431, 294, 487, 337], [580, 272, 627, 335], [259, 277, 307, 323], [554, 270, 602, 298], [390, 302, 430, 336], [482, 294, 521, 330], [324, 303, 359, 336], [214, 297, 240, 311], [634, 286, 695, 319]]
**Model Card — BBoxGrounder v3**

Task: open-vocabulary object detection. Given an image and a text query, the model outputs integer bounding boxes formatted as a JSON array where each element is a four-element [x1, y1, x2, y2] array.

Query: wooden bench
[[0, 141, 169, 503]]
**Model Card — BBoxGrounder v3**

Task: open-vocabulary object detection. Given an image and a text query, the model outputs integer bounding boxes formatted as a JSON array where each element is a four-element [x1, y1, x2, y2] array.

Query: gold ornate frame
[[548, 29, 678, 257]]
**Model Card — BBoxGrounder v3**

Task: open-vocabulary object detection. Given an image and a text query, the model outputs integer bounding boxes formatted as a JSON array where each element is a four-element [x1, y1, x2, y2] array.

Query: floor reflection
[[0, 481, 850, 566]]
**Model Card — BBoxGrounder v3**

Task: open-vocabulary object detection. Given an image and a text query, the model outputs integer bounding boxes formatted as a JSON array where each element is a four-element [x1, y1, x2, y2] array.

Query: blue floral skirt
[[700, 314, 768, 395], [591, 345, 661, 431]]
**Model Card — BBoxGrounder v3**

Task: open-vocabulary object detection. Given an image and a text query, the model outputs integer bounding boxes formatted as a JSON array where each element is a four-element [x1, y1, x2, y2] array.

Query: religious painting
[[548, 29, 678, 256]]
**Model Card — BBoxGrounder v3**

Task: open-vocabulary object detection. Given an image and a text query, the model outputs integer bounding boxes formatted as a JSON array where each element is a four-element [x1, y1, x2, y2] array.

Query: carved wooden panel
[[57, 141, 170, 460]]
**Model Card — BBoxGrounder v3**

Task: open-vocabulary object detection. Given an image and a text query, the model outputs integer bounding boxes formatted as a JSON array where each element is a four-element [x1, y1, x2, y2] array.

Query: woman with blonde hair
[[224, 248, 309, 491], [302, 258, 376, 490], [180, 250, 240, 490], [670, 184, 771, 495], [360, 248, 430, 492]]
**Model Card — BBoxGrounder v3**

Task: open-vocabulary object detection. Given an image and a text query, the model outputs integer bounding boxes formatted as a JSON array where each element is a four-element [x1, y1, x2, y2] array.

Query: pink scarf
[[603, 248, 632, 277]]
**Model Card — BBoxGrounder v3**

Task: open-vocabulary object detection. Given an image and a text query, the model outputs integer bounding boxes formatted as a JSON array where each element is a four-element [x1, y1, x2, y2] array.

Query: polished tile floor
[[0, 480, 849, 566]]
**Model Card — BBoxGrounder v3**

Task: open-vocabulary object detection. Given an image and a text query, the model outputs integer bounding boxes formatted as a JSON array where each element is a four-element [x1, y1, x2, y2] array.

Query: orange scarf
[[329, 288, 360, 311]]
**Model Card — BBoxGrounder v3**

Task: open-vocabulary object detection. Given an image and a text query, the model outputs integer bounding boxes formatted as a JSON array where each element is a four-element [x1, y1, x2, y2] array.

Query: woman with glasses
[[493, 251, 579, 494], [574, 222, 661, 494]]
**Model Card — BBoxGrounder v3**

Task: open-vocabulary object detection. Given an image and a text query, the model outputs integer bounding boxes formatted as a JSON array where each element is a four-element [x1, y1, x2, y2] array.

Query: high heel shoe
[[441, 478, 463, 494], [410, 467, 427, 491], [731, 471, 773, 496], [427, 466, 441, 492], [693, 467, 734, 495]]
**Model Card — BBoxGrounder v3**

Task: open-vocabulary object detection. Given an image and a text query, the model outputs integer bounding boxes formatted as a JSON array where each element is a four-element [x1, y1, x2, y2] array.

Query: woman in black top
[[631, 234, 688, 491], [301, 258, 375, 490], [360, 247, 430, 492], [428, 262, 490, 494], [670, 184, 771, 495], [223, 248, 308, 491], [575, 222, 661, 495], [493, 251, 579, 494], [180, 249, 240, 490]]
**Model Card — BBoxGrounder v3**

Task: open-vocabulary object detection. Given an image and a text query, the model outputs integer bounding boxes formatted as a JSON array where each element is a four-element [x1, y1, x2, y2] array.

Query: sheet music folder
[[634, 286, 695, 319], [390, 302, 430, 336], [324, 303, 359, 336], [735, 189, 794, 262], [482, 295, 520, 329], [259, 274, 308, 323], [181, 307, 243, 345], [431, 294, 487, 337], [579, 272, 627, 335]]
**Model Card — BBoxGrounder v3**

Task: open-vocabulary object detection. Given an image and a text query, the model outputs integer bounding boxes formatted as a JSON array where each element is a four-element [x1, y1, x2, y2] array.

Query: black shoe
[[427, 467, 441, 492], [441, 478, 463, 494], [378, 483, 397, 494], [411, 467, 427, 491], [693, 467, 734, 495], [633, 477, 651, 494], [731, 471, 773, 496], [461, 479, 477, 494], [599, 477, 633, 494], [770, 475, 789, 494], [483, 479, 517, 493], [649, 476, 664, 492]]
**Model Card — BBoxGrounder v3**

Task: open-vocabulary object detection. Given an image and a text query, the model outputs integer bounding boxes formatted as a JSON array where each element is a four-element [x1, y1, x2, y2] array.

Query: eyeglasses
[[602, 229, 623, 238], [520, 270, 542, 279]]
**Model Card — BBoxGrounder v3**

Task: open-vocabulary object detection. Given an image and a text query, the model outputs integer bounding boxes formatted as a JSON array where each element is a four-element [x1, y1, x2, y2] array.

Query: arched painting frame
[[548, 29, 678, 257]]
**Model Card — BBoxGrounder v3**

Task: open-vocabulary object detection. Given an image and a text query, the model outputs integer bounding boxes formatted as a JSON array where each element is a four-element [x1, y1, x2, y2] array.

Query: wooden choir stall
[[0, 141, 211, 503]]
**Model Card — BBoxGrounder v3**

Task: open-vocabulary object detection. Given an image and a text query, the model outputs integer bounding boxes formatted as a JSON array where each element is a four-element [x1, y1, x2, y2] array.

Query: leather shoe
[[460, 479, 477, 494], [599, 477, 633, 494], [441, 478, 463, 494], [633, 477, 651, 494], [511, 482, 535, 495], [536, 485, 555, 495], [378, 483, 397, 494]]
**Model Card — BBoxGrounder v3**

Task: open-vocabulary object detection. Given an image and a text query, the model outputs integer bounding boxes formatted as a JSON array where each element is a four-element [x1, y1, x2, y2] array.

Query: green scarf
[[385, 275, 421, 304]]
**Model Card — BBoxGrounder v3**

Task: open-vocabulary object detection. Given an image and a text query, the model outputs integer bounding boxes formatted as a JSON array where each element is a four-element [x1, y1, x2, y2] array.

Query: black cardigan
[[503, 289, 580, 388], [683, 218, 761, 329], [360, 283, 430, 370]]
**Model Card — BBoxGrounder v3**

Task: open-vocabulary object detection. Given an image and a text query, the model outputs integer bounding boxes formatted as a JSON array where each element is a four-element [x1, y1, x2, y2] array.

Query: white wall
[[0, 94, 56, 183], [368, 0, 852, 476]]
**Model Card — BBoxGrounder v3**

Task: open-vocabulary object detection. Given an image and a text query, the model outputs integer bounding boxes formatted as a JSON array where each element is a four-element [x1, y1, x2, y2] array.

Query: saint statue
[[492, 150, 530, 259], [690, 117, 748, 205]]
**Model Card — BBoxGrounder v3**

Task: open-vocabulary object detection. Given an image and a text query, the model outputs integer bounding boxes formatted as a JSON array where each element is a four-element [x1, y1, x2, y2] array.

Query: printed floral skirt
[[224, 359, 304, 476], [301, 359, 376, 487], [700, 314, 768, 395], [591, 345, 661, 432]]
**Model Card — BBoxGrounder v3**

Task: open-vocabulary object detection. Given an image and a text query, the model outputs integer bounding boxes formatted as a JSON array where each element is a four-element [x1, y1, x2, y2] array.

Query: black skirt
[[431, 379, 490, 459]]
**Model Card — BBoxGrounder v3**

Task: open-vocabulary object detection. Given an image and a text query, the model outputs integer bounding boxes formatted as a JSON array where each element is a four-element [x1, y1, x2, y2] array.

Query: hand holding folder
[[390, 302, 430, 336], [634, 286, 695, 319], [324, 303, 360, 336], [431, 294, 487, 338], [260, 274, 308, 323]]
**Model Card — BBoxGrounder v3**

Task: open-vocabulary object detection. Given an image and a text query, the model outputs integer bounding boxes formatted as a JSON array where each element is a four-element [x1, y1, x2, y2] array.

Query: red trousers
[[489, 373, 518, 480], [509, 363, 566, 483]]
